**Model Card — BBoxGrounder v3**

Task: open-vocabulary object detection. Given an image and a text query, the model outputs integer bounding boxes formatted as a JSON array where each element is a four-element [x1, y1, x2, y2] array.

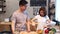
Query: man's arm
[[26, 20, 31, 32], [26, 13, 31, 32], [11, 13, 16, 34], [11, 21, 15, 34]]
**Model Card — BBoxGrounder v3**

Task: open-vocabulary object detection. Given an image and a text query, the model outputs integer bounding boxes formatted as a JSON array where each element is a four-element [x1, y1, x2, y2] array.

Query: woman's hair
[[39, 7, 47, 17]]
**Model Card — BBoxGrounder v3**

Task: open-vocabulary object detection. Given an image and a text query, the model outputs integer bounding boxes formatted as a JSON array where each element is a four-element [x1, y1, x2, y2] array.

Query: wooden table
[[0, 22, 12, 32], [0, 22, 11, 25]]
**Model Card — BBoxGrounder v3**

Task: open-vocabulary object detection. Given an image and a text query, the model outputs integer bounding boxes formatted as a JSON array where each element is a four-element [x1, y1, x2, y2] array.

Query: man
[[11, 0, 30, 34]]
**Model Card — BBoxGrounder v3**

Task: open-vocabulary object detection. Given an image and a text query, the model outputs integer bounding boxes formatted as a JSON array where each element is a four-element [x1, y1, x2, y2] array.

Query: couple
[[11, 0, 56, 34]]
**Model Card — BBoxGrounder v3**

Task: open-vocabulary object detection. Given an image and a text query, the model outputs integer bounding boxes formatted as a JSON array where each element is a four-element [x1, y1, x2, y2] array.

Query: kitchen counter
[[14, 31, 38, 34], [20, 31, 38, 34], [0, 22, 11, 25], [0, 22, 12, 32]]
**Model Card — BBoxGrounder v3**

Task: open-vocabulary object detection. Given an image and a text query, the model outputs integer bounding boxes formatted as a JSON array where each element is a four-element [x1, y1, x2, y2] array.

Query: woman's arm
[[31, 18, 38, 26], [46, 15, 51, 23]]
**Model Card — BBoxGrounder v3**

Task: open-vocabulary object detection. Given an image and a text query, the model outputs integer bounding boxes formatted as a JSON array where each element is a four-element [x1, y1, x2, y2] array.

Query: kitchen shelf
[[0, 11, 6, 14], [0, 1, 6, 2], [0, 0, 6, 14], [0, 0, 5, 1], [0, 5, 6, 8]]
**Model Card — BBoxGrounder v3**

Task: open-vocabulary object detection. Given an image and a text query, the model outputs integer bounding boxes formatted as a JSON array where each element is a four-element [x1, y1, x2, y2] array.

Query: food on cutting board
[[37, 29, 43, 34], [44, 28, 56, 34]]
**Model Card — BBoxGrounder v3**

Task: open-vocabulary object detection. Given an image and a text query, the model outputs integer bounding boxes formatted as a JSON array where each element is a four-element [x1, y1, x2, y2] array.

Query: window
[[30, 0, 46, 6]]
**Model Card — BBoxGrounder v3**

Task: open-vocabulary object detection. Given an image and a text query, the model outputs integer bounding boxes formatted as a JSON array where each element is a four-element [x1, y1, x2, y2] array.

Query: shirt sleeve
[[46, 15, 49, 20], [11, 13, 16, 23], [24, 11, 30, 21], [26, 15, 30, 21]]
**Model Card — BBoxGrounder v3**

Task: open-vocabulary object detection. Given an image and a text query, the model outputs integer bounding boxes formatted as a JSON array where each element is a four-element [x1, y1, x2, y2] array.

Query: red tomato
[[45, 29, 49, 33]]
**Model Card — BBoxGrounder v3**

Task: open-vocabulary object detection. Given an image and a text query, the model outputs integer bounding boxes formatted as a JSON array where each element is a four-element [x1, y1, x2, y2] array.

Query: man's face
[[20, 5, 27, 12]]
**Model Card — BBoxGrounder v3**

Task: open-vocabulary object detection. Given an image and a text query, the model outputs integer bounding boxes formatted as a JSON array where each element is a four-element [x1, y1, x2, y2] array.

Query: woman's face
[[40, 10, 45, 17]]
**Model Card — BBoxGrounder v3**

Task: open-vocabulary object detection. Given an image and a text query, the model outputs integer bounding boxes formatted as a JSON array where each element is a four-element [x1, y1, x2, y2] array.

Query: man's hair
[[19, 0, 28, 6]]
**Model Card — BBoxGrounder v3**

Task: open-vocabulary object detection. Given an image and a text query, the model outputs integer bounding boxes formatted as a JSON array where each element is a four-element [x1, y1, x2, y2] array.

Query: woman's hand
[[43, 25, 47, 28], [46, 20, 51, 23]]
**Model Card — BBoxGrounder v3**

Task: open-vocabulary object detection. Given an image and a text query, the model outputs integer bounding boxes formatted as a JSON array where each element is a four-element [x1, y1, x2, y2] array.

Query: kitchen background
[[0, 0, 55, 21], [0, 0, 60, 34]]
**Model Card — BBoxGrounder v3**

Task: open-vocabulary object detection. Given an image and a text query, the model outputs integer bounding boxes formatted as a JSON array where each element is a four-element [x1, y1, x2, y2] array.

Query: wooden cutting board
[[20, 31, 38, 34]]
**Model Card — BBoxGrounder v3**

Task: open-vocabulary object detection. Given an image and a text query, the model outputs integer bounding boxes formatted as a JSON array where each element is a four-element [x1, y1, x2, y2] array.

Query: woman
[[31, 7, 56, 30]]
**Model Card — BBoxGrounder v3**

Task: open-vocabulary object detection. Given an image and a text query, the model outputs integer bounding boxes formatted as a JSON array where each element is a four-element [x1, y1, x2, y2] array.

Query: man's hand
[[27, 28, 31, 32], [27, 20, 31, 32], [12, 31, 15, 34]]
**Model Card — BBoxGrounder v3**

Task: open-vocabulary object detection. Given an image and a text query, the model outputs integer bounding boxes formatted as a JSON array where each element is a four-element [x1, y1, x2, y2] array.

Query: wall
[[0, 0, 19, 21], [0, 0, 35, 21], [0, 0, 49, 21]]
